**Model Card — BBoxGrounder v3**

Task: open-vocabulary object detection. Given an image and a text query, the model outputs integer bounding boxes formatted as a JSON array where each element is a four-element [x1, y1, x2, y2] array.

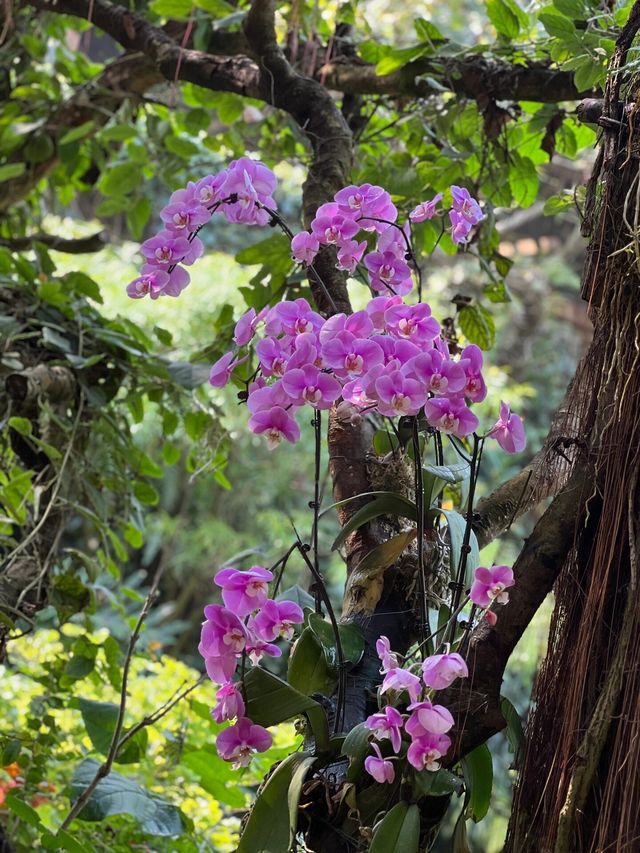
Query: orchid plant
[[126, 157, 527, 846]]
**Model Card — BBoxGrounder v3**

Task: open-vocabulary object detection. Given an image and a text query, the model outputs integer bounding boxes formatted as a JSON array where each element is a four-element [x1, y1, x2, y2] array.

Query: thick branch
[[445, 463, 592, 762], [0, 232, 106, 253]]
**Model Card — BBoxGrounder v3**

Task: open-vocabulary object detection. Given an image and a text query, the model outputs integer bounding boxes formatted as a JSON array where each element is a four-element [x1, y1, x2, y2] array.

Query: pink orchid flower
[[376, 636, 400, 673], [199, 603, 248, 657], [209, 351, 246, 388], [424, 396, 479, 438], [406, 701, 455, 737], [365, 706, 404, 753], [451, 186, 484, 225], [409, 193, 443, 222], [250, 598, 304, 642], [380, 667, 422, 704], [211, 681, 245, 723], [375, 370, 428, 417], [364, 251, 413, 295], [364, 741, 395, 784], [275, 298, 324, 336], [310, 202, 359, 246], [335, 183, 397, 229], [140, 230, 203, 266], [336, 239, 367, 273], [216, 717, 273, 767], [487, 401, 526, 453], [213, 566, 273, 618], [281, 365, 342, 409], [406, 350, 466, 397], [248, 405, 301, 449], [459, 345, 488, 403], [421, 653, 469, 690], [365, 295, 404, 331], [322, 331, 384, 379], [234, 306, 268, 346], [291, 231, 320, 265], [470, 565, 515, 608], [384, 303, 441, 345], [407, 732, 452, 772], [160, 199, 212, 233]]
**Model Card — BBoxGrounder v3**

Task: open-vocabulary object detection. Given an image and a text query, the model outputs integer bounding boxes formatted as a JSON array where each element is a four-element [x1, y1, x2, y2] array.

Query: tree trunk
[[506, 14, 640, 851]]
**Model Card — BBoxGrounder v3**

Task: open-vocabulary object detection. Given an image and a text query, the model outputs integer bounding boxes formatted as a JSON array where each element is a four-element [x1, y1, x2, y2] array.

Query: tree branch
[[445, 463, 592, 762], [0, 232, 106, 253]]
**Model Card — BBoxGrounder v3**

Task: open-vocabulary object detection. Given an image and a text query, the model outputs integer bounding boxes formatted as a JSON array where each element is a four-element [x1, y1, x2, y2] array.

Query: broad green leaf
[[341, 722, 371, 783], [237, 752, 315, 853], [509, 154, 539, 208], [461, 743, 493, 822], [573, 58, 604, 92], [167, 361, 211, 389], [487, 0, 522, 39], [501, 695, 525, 757], [70, 758, 184, 835], [181, 749, 246, 807], [370, 801, 420, 853], [343, 530, 417, 615], [538, 10, 576, 39], [59, 121, 95, 145], [8, 417, 32, 436], [133, 480, 160, 506], [40, 829, 90, 853], [458, 304, 496, 350], [277, 584, 316, 611], [307, 613, 365, 670], [244, 666, 329, 752], [76, 698, 148, 764], [331, 492, 417, 551], [0, 163, 26, 183], [288, 627, 337, 697], [543, 192, 575, 215], [553, 0, 585, 18], [423, 462, 470, 485], [413, 767, 464, 797], [5, 793, 42, 826]]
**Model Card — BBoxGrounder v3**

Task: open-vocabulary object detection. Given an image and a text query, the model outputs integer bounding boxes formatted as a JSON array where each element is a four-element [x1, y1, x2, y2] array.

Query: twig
[[60, 564, 165, 831], [116, 673, 207, 752]]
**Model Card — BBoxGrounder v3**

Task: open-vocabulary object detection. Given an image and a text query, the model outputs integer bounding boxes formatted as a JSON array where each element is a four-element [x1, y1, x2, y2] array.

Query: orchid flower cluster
[[362, 637, 469, 783], [198, 565, 305, 768], [124, 158, 525, 453], [362, 560, 514, 785]]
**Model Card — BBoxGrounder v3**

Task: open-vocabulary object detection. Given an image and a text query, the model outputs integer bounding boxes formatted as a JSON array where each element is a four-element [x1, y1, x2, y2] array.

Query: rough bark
[[506, 5, 640, 849]]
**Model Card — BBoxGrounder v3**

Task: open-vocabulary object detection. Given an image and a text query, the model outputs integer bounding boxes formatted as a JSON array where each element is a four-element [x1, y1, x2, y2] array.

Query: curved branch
[[0, 232, 106, 253], [445, 463, 592, 762]]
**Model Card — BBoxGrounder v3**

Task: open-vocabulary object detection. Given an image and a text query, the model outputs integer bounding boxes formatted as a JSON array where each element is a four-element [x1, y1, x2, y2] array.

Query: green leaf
[[167, 361, 211, 389], [149, 0, 192, 16], [573, 58, 604, 92], [40, 829, 90, 853], [181, 749, 246, 807], [538, 10, 576, 39], [277, 584, 316, 611], [8, 416, 32, 436], [77, 698, 148, 764], [370, 801, 420, 853], [98, 163, 142, 197], [126, 197, 151, 241], [343, 530, 417, 615], [458, 304, 496, 350], [5, 793, 42, 826], [307, 613, 365, 670], [341, 722, 371, 783], [288, 627, 337, 697], [509, 154, 539, 208], [543, 192, 575, 215], [2, 739, 21, 765], [501, 696, 524, 757], [483, 279, 511, 303], [70, 758, 184, 835], [413, 767, 464, 797], [237, 752, 316, 853], [553, 0, 585, 18], [487, 0, 523, 39], [133, 481, 160, 506], [59, 121, 95, 145], [461, 743, 493, 822], [0, 163, 26, 183], [423, 463, 470, 485], [244, 666, 330, 752], [330, 492, 417, 551]]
